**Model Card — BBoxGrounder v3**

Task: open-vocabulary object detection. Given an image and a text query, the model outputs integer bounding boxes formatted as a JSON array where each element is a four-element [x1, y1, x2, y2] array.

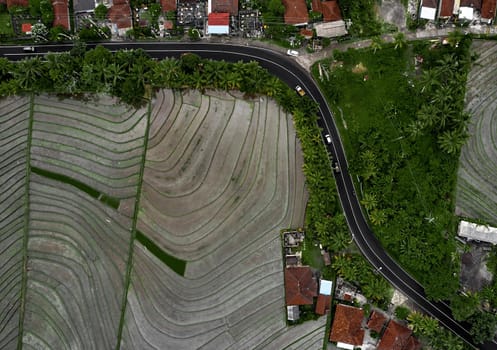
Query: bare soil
[[124, 89, 310, 349], [456, 40, 497, 226]]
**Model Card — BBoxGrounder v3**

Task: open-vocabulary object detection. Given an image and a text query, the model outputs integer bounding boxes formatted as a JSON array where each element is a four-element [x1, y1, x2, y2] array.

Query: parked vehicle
[[286, 49, 299, 57], [295, 85, 305, 96]]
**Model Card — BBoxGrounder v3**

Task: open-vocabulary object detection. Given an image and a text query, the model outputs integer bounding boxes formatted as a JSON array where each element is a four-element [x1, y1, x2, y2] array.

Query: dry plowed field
[[22, 174, 132, 349], [0, 96, 30, 349], [122, 89, 310, 349], [31, 95, 147, 205], [456, 40, 497, 225], [0, 89, 315, 349]]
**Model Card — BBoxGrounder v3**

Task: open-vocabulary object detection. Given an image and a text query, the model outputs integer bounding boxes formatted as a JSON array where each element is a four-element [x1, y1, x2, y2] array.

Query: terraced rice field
[[456, 40, 497, 225], [23, 174, 132, 349], [1, 89, 314, 349], [31, 95, 148, 212], [122, 89, 310, 349], [0, 96, 31, 349]]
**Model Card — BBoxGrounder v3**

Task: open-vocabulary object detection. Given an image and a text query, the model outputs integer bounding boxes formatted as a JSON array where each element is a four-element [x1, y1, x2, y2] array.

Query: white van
[[23, 46, 35, 52], [286, 49, 299, 57]]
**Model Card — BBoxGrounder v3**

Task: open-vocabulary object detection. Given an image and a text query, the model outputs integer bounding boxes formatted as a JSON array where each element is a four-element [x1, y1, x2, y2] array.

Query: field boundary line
[[115, 99, 151, 350], [17, 94, 34, 350]]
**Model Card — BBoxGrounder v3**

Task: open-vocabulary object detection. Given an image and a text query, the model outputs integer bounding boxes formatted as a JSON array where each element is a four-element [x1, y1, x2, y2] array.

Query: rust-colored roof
[[367, 311, 387, 333], [481, 0, 497, 18], [52, 0, 69, 29], [460, 0, 481, 7], [315, 294, 331, 315], [21, 23, 32, 33], [329, 304, 365, 346], [323, 251, 331, 265], [421, 0, 438, 7], [312, 0, 342, 21], [300, 28, 313, 38], [439, 0, 455, 16], [160, 0, 176, 11], [284, 267, 317, 305], [321, 0, 342, 21], [377, 320, 412, 350], [209, 12, 229, 25], [6, 0, 28, 8], [211, 0, 238, 15], [282, 0, 309, 25], [108, 0, 132, 29], [405, 336, 422, 350]]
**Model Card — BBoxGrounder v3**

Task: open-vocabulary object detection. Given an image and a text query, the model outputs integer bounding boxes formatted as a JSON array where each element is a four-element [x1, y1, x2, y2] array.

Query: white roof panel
[[319, 279, 333, 295], [420, 6, 436, 20], [458, 220, 497, 244], [208, 25, 229, 35], [459, 6, 474, 20]]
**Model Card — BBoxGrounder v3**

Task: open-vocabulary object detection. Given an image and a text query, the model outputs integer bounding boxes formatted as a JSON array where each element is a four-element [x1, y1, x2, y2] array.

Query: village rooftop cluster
[[281, 230, 422, 350]]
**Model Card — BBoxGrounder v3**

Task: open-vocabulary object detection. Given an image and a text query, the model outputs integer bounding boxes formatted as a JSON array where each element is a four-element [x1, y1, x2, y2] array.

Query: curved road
[[2, 42, 495, 349]]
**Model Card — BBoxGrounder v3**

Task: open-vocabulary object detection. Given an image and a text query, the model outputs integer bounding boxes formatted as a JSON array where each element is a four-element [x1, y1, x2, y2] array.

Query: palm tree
[[393, 32, 406, 50], [370, 36, 383, 54], [406, 120, 424, 139], [0, 57, 13, 80], [416, 104, 439, 128], [14, 57, 44, 90], [447, 29, 464, 48], [107, 63, 125, 87], [438, 129, 468, 155], [329, 230, 350, 252], [370, 209, 387, 226], [360, 192, 378, 211], [420, 69, 440, 93]]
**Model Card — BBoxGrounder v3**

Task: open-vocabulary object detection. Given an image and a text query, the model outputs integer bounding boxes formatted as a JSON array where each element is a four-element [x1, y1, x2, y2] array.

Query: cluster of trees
[[332, 253, 391, 306], [412, 31, 473, 155], [337, 0, 381, 37], [407, 311, 468, 349], [28, 0, 54, 26], [315, 37, 475, 301], [315, 34, 497, 344]]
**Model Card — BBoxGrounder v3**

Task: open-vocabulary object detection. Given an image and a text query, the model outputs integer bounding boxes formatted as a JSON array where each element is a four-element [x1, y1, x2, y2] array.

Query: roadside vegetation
[[312, 33, 497, 344]]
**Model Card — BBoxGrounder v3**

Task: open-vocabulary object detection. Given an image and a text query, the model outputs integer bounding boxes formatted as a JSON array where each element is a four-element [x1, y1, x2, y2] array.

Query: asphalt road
[[1, 42, 496, 349]]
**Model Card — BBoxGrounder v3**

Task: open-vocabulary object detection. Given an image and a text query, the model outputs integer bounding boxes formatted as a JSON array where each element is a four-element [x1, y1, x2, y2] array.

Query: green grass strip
[[135, 230, 186, 276], [30, 167, 120, 209], [115, 101, 151, 350], [17, 94, 35, 350]]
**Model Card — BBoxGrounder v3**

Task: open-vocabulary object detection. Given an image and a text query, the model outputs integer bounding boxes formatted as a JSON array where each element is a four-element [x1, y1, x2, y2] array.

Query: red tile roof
[[208, 12, 229, 25], [108, 0, 132, 29], [405, 336, 422, 350], [315, 294, 331, 315], [160, 0, 176, 11], [377, 320, 413, 350], [460, 0, 481, 7], [21, 23, 32, 33], [329, 304, 365, 346], [52, 0, 70, 30], [321, 0, 342, 21], [284, 267, 317, 305], [439, 0, 455, 16], [323, 251, 331, 265], [300, 28, 313, 38], [481, 0, 497, 18], [282, 0, 309, 25], [6, 0, 28, 8], [367, 311, 387, 333], [421, 0, 438, 7], [211, 0, 238, 15]]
